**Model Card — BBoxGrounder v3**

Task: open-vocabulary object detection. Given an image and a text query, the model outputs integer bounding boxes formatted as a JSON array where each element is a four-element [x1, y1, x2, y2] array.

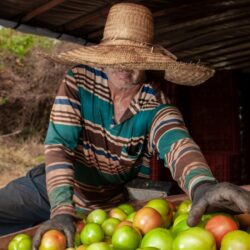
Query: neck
[[109, 82, 142, 101]]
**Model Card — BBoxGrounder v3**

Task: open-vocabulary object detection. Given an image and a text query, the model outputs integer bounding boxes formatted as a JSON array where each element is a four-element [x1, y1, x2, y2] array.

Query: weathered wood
[[164, 25, 250, 53], [176, 35, 250, 58], [212, 57, 250, 69], [64, 4, 111, 31], [223, 61, 250, 70], [205, 49, 250, 64], [21, 0, 65, 22]]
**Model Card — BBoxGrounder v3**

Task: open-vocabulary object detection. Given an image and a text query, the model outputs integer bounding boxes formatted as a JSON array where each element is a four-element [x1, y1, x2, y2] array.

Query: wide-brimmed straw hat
[[47, 3, 215, 86]]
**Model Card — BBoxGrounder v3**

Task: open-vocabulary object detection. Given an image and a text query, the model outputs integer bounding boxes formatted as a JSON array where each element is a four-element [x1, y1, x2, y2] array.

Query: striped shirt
[[45, 64, 217, 218]]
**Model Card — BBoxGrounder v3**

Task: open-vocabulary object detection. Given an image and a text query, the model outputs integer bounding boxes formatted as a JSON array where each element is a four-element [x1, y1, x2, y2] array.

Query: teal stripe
[[184, 168, 215, 191], [138, 165, 151, 176], [158, 129, 191, 160], [45, 122, 82, 150], [79, 86, 113, 128], [49, 185, 74, 209], [67, 69, 75, 78]]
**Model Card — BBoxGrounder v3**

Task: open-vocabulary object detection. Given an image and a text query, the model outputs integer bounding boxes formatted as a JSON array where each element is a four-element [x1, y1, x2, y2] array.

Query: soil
[[0, 40, 81, 188]]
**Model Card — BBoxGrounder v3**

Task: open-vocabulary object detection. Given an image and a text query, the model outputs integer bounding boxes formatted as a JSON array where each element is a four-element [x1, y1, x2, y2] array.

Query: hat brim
[[41, 44, 215, 86]]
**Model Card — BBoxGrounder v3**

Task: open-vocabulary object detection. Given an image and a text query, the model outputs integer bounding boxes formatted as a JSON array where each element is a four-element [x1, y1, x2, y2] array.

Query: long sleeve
[[149, 105, 217, 198], [44, 69, 82, 218]]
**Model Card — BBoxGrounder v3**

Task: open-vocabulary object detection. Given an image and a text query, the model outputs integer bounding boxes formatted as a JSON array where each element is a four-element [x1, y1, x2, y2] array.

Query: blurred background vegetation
[[0, 27, 79, 186]]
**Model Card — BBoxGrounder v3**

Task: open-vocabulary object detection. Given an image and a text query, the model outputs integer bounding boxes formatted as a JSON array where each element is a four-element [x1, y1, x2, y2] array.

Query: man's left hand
[[187, 182, 250, 226]]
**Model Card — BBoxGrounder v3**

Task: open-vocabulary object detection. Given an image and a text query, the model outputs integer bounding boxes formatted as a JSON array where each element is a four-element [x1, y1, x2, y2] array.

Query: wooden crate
[[0, 186, 249, 250]]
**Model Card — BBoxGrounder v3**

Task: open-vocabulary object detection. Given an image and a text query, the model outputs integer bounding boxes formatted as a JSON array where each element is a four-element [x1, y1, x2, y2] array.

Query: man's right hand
[[32, 214, 75, 250]]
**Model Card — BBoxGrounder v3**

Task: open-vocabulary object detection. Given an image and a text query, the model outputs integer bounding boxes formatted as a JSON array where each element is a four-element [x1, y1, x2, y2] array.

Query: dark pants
[[0, 164, 50, 236]]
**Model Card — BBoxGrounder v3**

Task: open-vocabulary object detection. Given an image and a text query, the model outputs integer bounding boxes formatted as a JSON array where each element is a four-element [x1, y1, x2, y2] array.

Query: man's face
[[104, 68, 146, 89]]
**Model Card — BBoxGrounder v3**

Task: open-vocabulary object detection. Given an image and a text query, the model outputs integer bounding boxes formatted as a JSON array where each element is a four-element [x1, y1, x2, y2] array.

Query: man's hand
[[188, 182, 250, 227], [32, 214, 75, 250]]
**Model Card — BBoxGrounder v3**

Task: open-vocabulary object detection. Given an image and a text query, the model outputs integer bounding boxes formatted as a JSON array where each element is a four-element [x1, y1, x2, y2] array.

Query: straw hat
[[51, 3, 215, 86]]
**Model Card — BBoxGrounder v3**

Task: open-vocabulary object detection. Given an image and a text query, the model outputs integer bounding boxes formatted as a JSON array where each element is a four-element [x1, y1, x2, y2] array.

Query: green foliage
[[0, 27, 56, 58], [35, 155, 45, 163], [0, 97, 8, 105]]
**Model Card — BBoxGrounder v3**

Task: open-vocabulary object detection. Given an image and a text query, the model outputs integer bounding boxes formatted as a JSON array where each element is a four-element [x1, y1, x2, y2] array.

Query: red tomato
[[39, 230, 66, 250], [205, 214, 238, 248], [133, 207, 163, 234]]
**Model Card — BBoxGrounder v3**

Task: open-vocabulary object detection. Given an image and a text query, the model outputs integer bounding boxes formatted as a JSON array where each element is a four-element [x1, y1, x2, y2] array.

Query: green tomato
[[136, 248, 160, 250], [101, 217, 121, 236], [126, 211, 136, 222], [176, 200, 192, 214], [140, 228, 173, 250], [172, 227, 216, 250], [87, 209, 108, 225], [86, 242, 112, 250], [8, 234, 32, 250], [118, 203, 135, 215], [75, 232, 82, 247], [220, 230, 250, 250], [109, 207, 127, 221], [112, 225, 142, 250], [80, 223, 104, 245], [172, 213, 204, 236]]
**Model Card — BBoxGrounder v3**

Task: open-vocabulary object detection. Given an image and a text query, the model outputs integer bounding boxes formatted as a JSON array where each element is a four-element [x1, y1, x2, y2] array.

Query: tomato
[[235, 213, 250, 228], [80, 223, 104, 245], [173, 227, 216, 250], [75, 220, 86, 247], [39, 230, 66, 250], [126, 211, 136, 222], [176, 200, 192, 214], [140, 228, 173, 250], [172, 213, 204, 236], [137, 248, 160, 250], [167, 200, 177, 212], [133, 207, 163, 234], [145, 198, 171, 228], [76, 220, 85, 233], [86, 242, 113, 250], [116, 220, 133, 229], [221, 230, 250, 250], [76, 246, 88, 250], [102, 217, 121, 236], [87, 209, 108, 225], [112, 225, 142, 250], [75, 232, 82, 247], [109, 207, 127, 221], [8, 233, 32, 250], [205, 214, 238, 248], [118, 203, 135, 215]]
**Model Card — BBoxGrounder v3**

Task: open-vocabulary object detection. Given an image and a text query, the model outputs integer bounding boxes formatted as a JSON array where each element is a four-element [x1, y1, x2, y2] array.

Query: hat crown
[[102, 3, 154, 45]]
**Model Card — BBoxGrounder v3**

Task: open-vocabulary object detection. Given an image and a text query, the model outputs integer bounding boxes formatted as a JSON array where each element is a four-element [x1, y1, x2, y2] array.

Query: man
[[0, 2, 249, 249]]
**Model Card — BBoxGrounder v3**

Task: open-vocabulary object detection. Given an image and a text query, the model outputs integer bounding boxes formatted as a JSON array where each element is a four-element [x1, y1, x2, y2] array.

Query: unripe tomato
[[221, 230, 250, 250], [8, 234, 32, 250]]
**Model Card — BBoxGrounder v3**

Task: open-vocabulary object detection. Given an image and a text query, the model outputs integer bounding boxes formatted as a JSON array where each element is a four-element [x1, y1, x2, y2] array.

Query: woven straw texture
[[44, 3, 215, 86]]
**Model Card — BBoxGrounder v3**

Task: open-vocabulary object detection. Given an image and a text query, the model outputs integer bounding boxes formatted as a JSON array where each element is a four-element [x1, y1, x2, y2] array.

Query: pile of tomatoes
[[8, 198, 250, 250]]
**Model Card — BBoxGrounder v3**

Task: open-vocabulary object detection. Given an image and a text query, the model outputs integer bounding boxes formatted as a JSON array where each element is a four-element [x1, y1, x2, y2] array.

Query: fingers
[[187, 198, 208, 227], [64, 226, 75, 247], [32, 224, 50, 250], [228, 189, 250, 213]]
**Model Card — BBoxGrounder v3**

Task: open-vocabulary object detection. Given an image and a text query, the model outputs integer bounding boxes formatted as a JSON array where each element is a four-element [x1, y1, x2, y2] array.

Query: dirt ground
[[0, 137, 44, 188]]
